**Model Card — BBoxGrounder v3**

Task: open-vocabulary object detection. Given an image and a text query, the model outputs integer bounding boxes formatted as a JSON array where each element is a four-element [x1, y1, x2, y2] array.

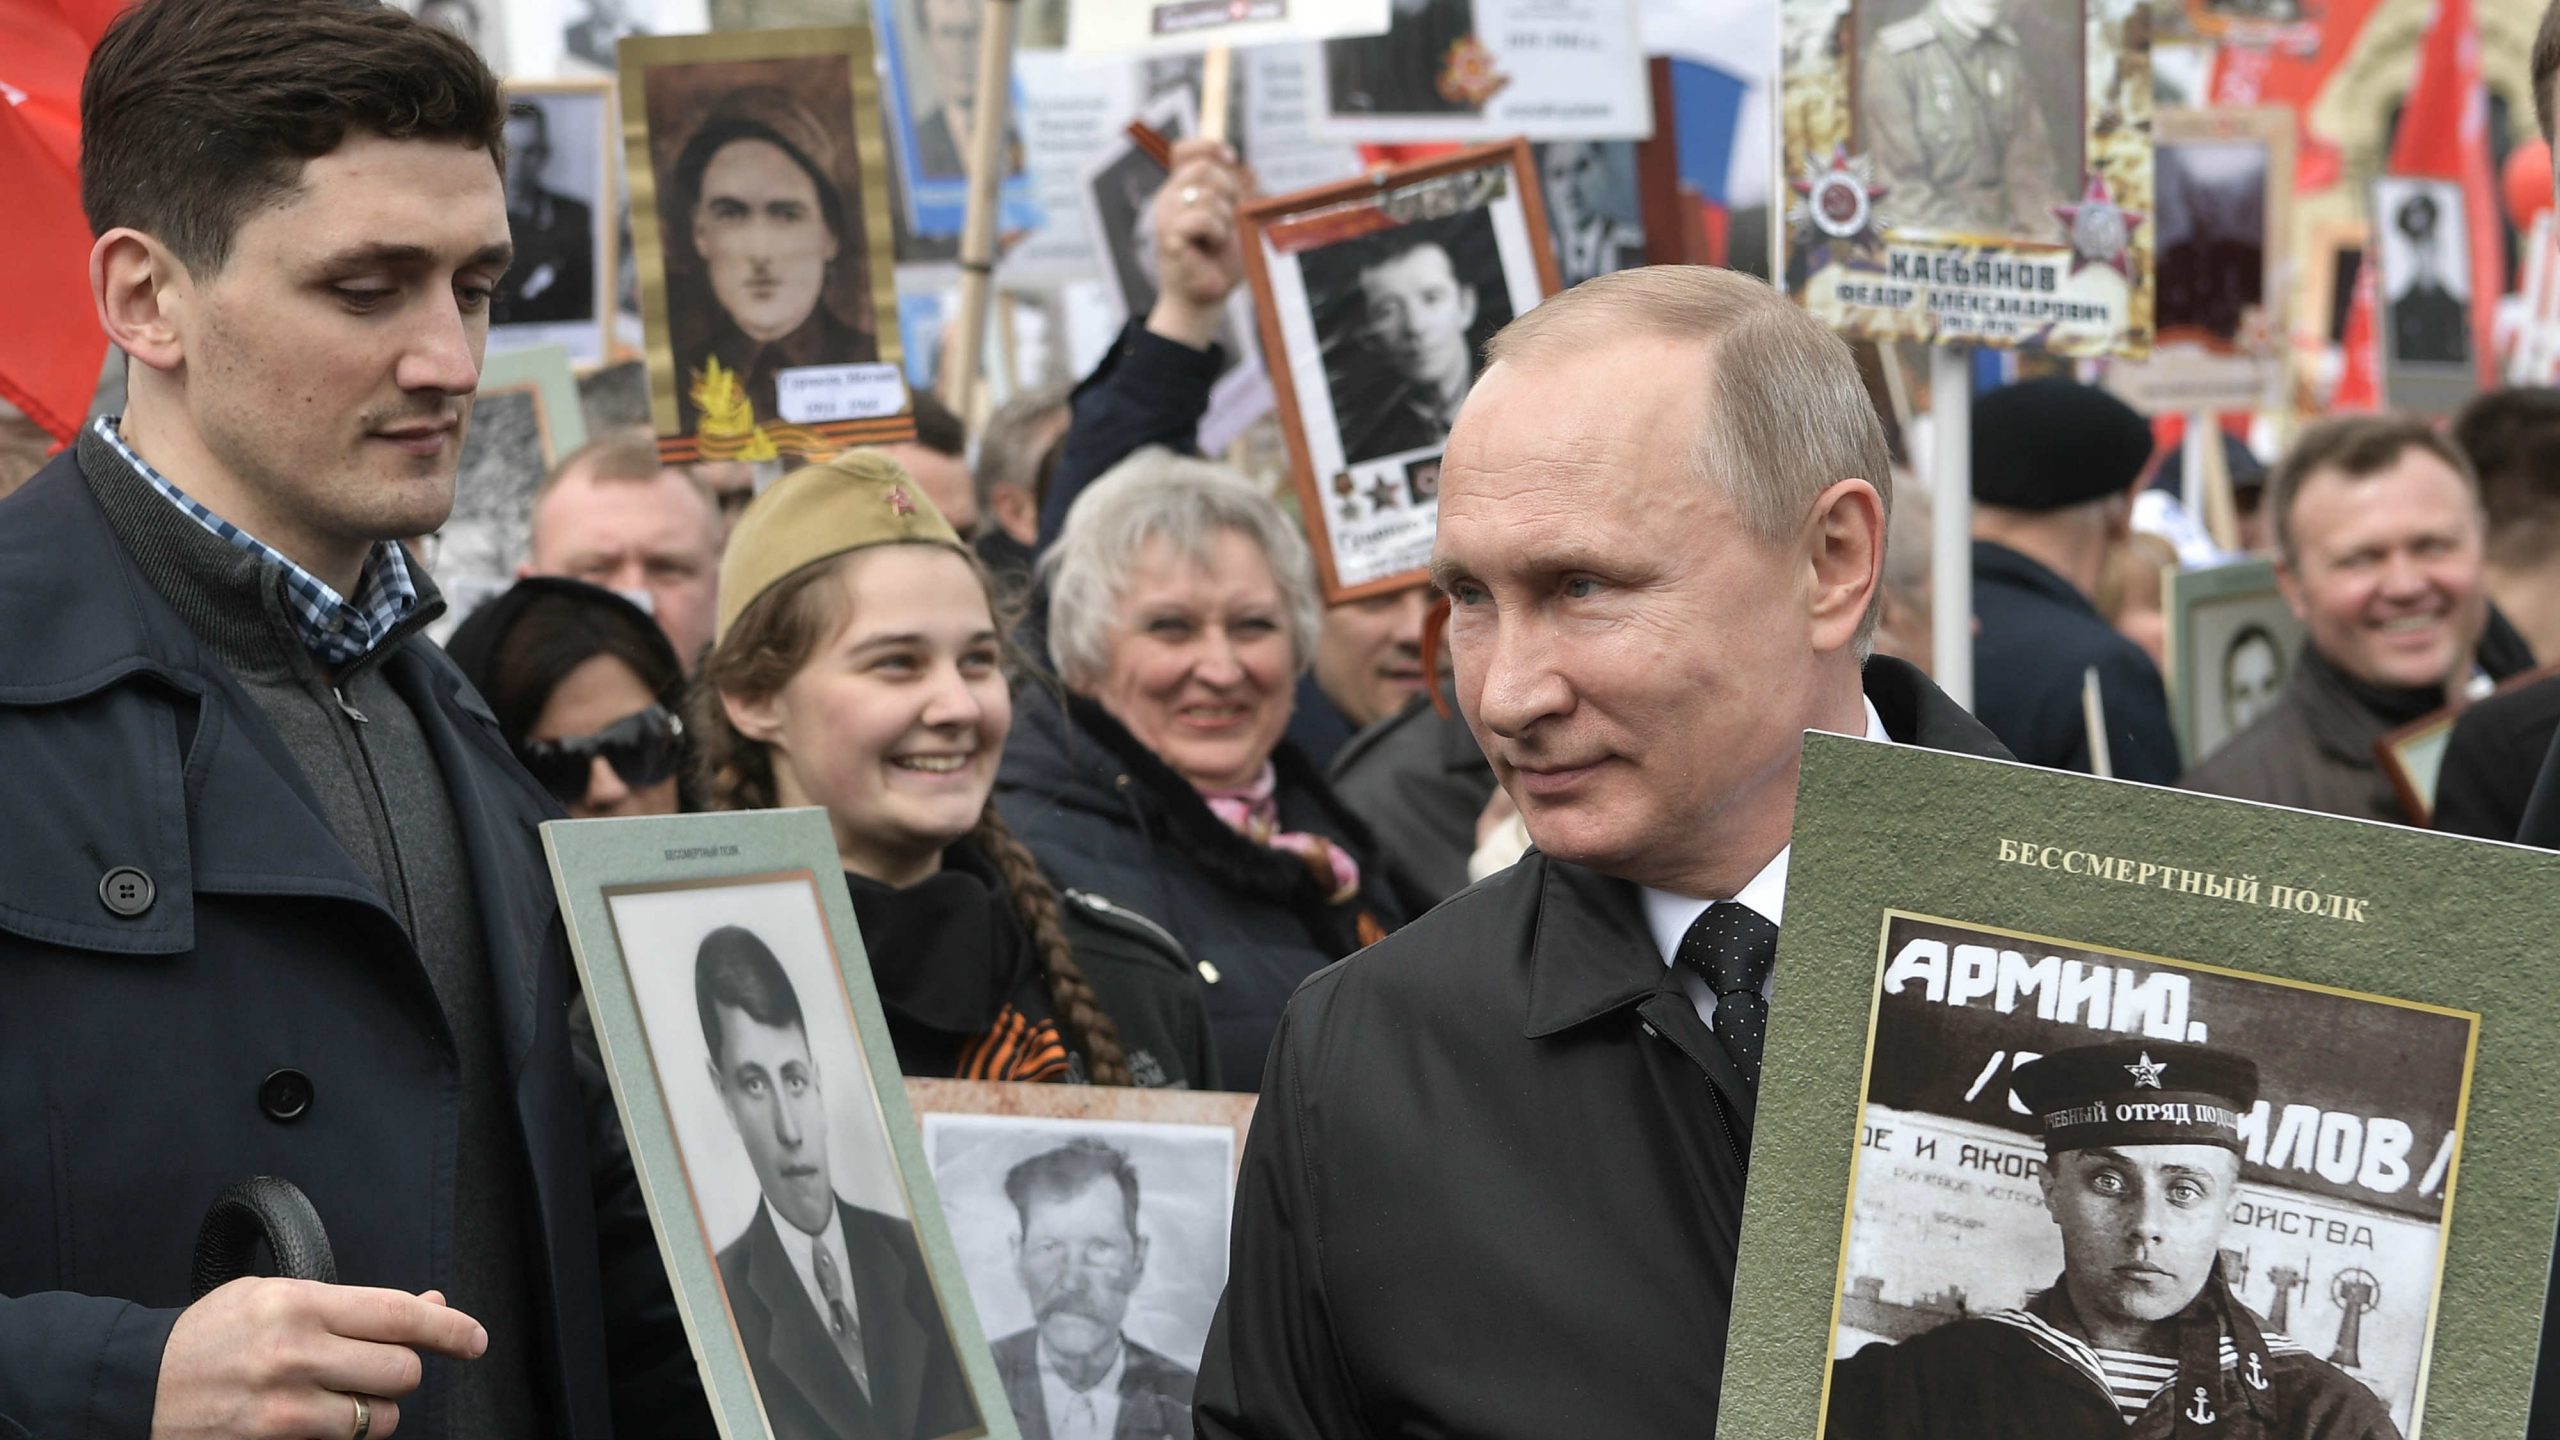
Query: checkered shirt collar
[[95, 416, 422, 668]]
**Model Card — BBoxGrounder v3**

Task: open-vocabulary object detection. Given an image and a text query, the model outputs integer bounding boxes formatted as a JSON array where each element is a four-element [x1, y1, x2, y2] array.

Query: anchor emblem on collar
[[2244, 1352, 2270, 1391], [2187, 1387, 2218, 1424]]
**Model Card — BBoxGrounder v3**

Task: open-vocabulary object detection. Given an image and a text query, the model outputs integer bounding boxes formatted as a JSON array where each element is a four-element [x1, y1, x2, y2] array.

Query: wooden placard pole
[[1930, 343, 1974, 712], [1199, 44, 1233, 146], [938, 0, 1020, 422]]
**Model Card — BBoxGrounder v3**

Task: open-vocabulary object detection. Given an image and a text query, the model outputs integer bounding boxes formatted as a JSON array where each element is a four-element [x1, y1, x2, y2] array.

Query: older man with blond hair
[[1192, 266, 2007, 1437]]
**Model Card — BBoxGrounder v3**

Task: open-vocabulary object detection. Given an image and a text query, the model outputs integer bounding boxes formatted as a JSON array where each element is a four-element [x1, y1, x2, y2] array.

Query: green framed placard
[[543, 807, 1018, 1440], [1725, 735, 2560, 1438], [2164, 558, 2303, 769]]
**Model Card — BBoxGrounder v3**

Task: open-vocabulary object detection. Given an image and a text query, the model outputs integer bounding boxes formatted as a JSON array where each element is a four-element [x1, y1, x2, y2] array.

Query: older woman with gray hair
[[998, 449, 1404, 1092]]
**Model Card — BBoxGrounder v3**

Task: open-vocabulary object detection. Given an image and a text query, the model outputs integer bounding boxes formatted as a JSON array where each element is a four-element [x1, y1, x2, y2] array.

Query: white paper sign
[[1310, 0, 1651, 143], [1069, 0, 1390, 58], [775, 362, 909, 423]]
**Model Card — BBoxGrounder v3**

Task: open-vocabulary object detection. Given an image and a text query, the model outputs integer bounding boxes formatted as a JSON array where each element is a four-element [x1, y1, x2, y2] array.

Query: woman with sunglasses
[[695, 452, 1213, 1088], [448, 578, 690, 818]]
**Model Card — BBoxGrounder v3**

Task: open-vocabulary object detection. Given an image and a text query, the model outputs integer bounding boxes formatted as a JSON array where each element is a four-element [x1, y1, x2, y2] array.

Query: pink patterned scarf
[[1197, 764, 1363, 904]]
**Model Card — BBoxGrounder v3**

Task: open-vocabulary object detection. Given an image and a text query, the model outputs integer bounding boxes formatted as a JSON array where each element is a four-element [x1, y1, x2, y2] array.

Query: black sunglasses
[[516, 705, 684, 806]]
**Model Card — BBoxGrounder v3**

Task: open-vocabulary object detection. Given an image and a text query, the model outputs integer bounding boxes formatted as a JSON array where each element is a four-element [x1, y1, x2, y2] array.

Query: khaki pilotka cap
[[714, 450, 967, 644]]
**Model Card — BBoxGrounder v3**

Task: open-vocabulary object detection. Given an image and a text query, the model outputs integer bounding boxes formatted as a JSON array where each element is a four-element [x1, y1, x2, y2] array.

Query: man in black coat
[[698, 928, 981, 1440], [1968, 378, 2183, 784], [1193, 266, 2010, 1437], [0, 3, 709, 1435]]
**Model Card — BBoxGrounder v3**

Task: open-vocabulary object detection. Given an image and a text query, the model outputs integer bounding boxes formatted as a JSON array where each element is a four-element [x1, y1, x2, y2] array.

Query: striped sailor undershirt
[[2092, 1349, 2178, 1423], [94, 414, 422, 667], [1986, 1305, 2313, 1424]]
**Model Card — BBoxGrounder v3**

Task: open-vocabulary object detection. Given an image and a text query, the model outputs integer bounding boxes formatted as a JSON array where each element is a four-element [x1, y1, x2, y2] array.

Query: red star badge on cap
[[888, 485, 916, 518]]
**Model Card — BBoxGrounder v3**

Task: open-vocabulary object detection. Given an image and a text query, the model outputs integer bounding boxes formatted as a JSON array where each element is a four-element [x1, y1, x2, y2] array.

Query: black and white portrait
[[1534, 141, 1645, 289], [2170, 564, 2302, 767], [631, 36, 899, 445], [1249, 146, 1553, 594], [1298, 208, 1514, 468], [2154, 138, 2268, 347], [492, 85, 616, 367], [1323, 0, 1482, 119], [2375, 177, 2471, 369], [1855, 0, 2083, 240], [923, 1114, 1235, 1440], [560, 0, 710, 73], [1819, 913, 2466, 1438], [443, 383, 550, 596], [611, 875, 985, 1440]]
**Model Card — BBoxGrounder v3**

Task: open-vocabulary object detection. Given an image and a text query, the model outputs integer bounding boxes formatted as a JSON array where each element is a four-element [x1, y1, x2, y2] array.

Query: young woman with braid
[[696, 451, 1217, 1087]]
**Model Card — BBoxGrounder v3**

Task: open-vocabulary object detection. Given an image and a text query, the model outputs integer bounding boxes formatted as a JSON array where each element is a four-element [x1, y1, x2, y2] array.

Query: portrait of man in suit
[[1299, 213, 1514, 468], [1537, 141, 1645, 288], [991, 1141, 1195, 1440], [696, 925, 983, 1440], [493, 98, 598, 328]]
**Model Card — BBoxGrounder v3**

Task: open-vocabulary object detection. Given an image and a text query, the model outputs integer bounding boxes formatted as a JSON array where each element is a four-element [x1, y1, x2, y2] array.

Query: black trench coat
[[1194, 658, 2009, 1438], [0, 453, 703, 1437]]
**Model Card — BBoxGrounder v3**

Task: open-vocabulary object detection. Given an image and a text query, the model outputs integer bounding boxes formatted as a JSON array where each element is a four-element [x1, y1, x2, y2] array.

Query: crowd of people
[[14, 0, 2560, 1436]]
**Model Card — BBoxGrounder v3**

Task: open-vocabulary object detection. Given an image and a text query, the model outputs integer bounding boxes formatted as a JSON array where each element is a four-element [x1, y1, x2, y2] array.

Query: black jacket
[[715, 1200, 980, 1440], [990, 1327, 1194, 1440], [2431, 673, 2560, 841], [1193, 658, 2007, 1438], [1971, 539, 2181, 783], [1061, 888, 1221, 1090], [1038, 322, 1221, 550], [994, 684, 1401, 1093], [0, 449, 705, 1437], [1326, 686, 1498, 911]]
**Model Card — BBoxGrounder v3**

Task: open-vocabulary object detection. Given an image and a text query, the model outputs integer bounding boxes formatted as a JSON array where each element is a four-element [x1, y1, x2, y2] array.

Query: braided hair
[[694, 544, 1133, 1085]]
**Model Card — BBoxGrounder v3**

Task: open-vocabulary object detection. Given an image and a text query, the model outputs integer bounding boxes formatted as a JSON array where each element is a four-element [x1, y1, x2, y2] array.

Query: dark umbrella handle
[[191, 1176, 338, 1299]]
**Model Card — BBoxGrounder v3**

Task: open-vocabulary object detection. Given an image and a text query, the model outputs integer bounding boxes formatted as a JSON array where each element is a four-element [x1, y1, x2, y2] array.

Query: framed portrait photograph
[[492, 80, 620, 370], [1239, 140, 1559, 600], [1718, 737, 2560, 1438], [431, 344, 587, 635], [1533, 140, 1647, 289], [905, 1081, 1261, 1440], [546, 809, 1017, 1440], [621, 27, 913, 466], [2374, 663, 2560, 828], [2163, 559, 2305, 770], [1312, 0, 1651, 143], [2107, 107, 2294, 416], [2372, 175, 2478, 419], [878, 0, 1041, 240], [1778, 0, 2155, 359], [558, 0, 712, 74]]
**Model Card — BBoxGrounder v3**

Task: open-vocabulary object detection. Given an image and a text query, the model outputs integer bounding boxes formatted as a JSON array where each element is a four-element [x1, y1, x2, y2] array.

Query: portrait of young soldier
[[0, 0, 712, 1434], [652, 74, 876, 436], [1827, 1041, 2403, 1439], [1536, 141, 1646, 289], [493, 96, 600, 328], [1299, 212, 1513, 467], [1859, 0, 2074, 238], [696, 924, 981, 1440], [990, 1141, 1197, 1440]]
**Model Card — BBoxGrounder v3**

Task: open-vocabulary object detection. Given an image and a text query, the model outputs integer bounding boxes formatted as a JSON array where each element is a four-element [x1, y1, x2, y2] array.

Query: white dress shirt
[[766, 1199, 866, 1389], [1643, 698, 1890, 1028], [1038, 1333, 1128, 1440]]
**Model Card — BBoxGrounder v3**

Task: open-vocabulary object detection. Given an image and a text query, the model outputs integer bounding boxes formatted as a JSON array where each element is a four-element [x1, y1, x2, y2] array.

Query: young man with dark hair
[[694, 926, 980, 1440], [0, 1, 708, 1435]]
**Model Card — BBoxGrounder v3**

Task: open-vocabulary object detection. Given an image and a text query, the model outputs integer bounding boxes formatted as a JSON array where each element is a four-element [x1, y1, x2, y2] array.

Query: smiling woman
[[697, 450, 1217, 1091], [1001, 450, 1406, 1093]]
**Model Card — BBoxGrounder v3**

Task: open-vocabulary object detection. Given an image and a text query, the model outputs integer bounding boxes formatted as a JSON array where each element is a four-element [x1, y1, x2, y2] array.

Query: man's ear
[[92, 229, 188, 375], [2274, 556, 2308, 625], [1805, 477, 1887, 656]]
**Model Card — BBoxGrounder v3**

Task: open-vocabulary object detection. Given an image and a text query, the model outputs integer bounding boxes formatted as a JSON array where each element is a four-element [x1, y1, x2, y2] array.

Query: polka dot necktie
[[1676, 901, 1781, 1087]]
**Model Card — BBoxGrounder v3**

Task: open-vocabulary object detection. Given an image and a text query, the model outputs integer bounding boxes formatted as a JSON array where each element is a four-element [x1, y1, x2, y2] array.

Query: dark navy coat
[[1971, 539, 2183, 784], [0, 452, 704, 1437]]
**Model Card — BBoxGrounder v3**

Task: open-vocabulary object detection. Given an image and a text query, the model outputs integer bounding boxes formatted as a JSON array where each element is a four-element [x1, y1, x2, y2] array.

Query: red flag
[[0, 0, 126, 445], [2335, 0, 2500, 405]]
